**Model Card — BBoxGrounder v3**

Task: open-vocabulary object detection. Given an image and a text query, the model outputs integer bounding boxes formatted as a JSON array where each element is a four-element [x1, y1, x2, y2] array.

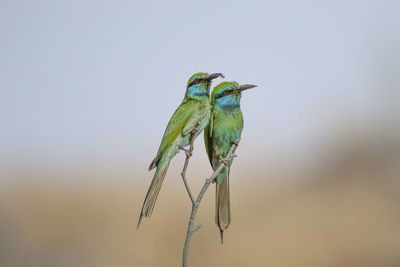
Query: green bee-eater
[[204, 81, 257, 242], [138, 72, 224, 228]]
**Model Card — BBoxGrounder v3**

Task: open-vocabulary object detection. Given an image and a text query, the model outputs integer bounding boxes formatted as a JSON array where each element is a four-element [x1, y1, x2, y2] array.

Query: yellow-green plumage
[[138, 72, 223, 228]]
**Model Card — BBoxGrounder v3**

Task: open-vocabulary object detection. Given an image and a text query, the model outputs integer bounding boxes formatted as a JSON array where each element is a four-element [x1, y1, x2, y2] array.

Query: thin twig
[[192, 224, 202, 232], [180, 106, 212, 205], [182, 138, 240, 267], [180, 146, 196, 205], [182, 106, 212, 136]]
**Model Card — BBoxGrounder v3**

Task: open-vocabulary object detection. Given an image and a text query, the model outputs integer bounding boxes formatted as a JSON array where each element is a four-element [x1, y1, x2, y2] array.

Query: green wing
[[204, 112, 214, 166], [149, 100, 199, 170]]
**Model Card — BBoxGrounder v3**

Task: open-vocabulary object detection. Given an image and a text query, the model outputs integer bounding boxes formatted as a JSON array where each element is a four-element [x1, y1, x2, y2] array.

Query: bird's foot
[[219, 156, 230, 165], [182, 127, 198, 136], [179, 146, 192, 157]]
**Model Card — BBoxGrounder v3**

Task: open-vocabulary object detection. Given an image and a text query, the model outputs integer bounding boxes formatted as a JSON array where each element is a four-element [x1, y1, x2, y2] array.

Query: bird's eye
[[194, 79, 200, 84], [223, 90, 229, 95]]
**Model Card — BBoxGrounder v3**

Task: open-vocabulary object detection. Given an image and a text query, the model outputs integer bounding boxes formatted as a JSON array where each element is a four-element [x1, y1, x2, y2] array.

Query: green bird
[[138, 72, 224, 228], [204, 81, 257, 242]]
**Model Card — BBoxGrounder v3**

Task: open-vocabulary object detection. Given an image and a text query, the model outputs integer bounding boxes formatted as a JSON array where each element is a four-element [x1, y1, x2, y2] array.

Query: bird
[[204, 81, 257, 243], [137, 72, 224, 228]]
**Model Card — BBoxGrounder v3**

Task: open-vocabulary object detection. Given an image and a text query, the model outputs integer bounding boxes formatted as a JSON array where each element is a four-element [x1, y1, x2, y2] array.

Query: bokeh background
[[1, 0, 400, 266]]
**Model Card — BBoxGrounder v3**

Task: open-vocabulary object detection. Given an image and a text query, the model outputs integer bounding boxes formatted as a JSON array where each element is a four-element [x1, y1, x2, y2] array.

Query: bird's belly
[[213, 127, 241, 156]]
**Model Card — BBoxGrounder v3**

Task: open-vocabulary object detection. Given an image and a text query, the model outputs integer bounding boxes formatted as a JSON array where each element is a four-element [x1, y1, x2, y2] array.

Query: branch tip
[[192, 224, 202, 232]]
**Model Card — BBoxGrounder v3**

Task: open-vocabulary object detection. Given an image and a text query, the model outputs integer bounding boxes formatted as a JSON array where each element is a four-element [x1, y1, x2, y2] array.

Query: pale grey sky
[[1, 0, 399, 167]]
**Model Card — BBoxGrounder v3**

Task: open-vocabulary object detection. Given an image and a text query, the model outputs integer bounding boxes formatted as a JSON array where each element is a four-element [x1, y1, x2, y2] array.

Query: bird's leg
[[219, 155, 230, 165], [179, 145, 192, 157], [217, 141, 239, 164]]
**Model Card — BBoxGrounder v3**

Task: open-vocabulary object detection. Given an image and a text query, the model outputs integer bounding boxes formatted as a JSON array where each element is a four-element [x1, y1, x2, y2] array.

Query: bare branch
[[180, 105, 212, 206], [192, 224, 202, 232], [180, 149, 195, 205], [182, 138, 240, 267]]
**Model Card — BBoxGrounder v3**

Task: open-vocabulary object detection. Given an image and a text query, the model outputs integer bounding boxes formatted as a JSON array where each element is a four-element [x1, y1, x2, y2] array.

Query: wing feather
[[204, 112, 214, 166], [149, 100, 198, 170]]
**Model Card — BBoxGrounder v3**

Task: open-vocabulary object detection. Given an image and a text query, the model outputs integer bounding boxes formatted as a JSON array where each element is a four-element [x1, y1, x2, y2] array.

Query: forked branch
[[182, 138, 240, 267], [179, 106, 212, 205]]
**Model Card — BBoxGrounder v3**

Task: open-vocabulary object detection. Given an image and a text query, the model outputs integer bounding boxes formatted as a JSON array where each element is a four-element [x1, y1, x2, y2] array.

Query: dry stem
[[181, 138, 240, 267], [179, 106, 212, 205]]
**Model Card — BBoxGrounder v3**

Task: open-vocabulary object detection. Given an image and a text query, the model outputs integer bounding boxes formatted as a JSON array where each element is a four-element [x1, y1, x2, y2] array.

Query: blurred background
[[1, 0, 400, 266]]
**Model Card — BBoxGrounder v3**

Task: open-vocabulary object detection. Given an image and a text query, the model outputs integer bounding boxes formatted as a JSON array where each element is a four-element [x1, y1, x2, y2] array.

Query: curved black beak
[[206, 73, 225, 81], [238, 84, 257, 92]]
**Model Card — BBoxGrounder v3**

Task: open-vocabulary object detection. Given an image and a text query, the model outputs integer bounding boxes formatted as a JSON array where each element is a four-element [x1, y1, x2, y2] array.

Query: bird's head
[[211, 81, 257, 108], [185, 72, 224, 99]]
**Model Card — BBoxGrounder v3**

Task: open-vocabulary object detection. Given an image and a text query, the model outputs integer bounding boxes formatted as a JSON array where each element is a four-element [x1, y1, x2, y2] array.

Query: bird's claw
[[182, 127, 198, 137], [179, 146, 192, 157], [219, 156, 230, 165]]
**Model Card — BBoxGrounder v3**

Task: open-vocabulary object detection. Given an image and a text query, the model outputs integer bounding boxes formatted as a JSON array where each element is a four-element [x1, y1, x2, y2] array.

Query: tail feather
[[137, 162, 170, 228], [215, 167, 230, 242]]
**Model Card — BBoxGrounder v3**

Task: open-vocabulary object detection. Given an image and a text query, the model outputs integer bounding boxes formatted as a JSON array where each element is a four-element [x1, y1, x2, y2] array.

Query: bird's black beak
[[206, 73, 225, 81], [238, 84, 257, 92]]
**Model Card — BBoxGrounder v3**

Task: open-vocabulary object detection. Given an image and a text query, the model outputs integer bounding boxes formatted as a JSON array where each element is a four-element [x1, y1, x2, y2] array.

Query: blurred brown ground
[[1, 134, 400, 267]]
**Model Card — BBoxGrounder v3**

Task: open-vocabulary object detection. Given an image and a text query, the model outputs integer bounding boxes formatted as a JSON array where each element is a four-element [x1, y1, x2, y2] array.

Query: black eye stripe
[[216, 89, 232, 99], [189, 78, 204, 87]]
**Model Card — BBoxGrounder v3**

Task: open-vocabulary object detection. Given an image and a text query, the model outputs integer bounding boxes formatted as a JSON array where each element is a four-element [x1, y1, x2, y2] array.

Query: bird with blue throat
[[204, 81, 257, 243], [137, 72, 224, 228]]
